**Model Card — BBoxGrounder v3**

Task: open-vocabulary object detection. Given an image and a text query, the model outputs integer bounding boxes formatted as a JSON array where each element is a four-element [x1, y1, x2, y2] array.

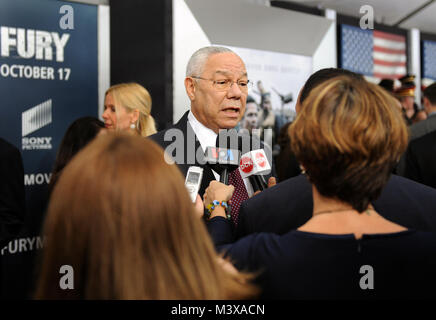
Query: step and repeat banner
[[0, 0, 98, 298]]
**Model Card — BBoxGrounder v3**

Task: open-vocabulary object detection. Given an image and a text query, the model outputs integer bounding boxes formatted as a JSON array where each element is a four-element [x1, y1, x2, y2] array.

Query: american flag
[[340, 24, 406, 81], [423, 40, 436, 81]]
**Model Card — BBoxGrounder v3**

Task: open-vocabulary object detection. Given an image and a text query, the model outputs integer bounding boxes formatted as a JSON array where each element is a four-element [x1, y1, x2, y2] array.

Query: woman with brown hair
[[103, 83, 157, 136], [204, 76, 436, 299], [34, 133, 256, 299]]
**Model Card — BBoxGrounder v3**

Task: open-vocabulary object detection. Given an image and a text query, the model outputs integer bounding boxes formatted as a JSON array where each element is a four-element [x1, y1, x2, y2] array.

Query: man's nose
[[227, 81, 242, 99]]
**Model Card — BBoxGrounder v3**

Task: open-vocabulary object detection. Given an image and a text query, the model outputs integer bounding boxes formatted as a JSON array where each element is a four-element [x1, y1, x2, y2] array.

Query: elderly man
[[151, 46, 273, 224]]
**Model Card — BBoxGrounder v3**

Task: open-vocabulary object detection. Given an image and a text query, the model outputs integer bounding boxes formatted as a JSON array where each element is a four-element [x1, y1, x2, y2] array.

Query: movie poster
[[0, 0, 98, 297]]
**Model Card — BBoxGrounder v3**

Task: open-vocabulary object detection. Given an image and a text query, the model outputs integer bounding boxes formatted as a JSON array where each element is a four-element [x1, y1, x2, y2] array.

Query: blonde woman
[[103, 83, 157, 136], [35, 133, 257, 299]]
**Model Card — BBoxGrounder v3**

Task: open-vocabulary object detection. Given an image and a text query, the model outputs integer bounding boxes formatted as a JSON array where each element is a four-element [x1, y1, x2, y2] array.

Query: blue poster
[[0, 0, 98, 297]]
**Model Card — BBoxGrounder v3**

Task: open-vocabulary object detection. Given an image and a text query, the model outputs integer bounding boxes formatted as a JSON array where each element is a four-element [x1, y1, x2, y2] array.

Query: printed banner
[[0, 0, 98, 298]]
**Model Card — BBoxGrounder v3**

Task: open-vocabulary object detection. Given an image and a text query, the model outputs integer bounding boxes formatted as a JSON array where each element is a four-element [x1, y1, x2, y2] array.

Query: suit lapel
[[176, 112, 216, 196]]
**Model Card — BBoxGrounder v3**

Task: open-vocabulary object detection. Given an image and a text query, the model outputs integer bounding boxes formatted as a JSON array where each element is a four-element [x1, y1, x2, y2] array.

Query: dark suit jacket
[[395, 113, 436, 176], [410, 113, 436, 141], [236, 174, 436, 238], [0, 138, 25, 248], [150, 111, 219, 198], [404, 130, 436, 189], [150, 111, 274, 198]]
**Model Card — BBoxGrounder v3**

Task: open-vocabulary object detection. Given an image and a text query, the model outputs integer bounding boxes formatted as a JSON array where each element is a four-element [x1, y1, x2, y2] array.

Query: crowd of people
[[1, 46, 436, 299]]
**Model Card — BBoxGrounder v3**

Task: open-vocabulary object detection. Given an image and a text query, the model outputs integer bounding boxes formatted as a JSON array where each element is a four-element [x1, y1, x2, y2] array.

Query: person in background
[[35, 133, 258, 299], [241, 95, 259, 132], [401, 82, 436, 188], [409, 82, 436, 140], [395, 82, 436, 176], [274, 68, 363, 182], [257, 88, 275, 145], [204, 76, 436, 299], [378, 78, 402, 110], [0, 138, 26, 249], [403, 130, 436, 189], [396, 75, 427, 125], [49, 117, 105, 193], [274, 122, 300, 182], [103, 82, 157, 137]]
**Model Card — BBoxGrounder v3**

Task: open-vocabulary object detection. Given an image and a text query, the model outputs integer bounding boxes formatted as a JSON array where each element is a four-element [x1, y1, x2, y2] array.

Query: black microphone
[[204, 146, 240, 185], [212, 130, 242, 184]]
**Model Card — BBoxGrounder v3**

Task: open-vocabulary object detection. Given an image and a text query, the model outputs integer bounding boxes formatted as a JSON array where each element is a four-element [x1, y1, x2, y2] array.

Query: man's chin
[[219, 120, 241, 130]]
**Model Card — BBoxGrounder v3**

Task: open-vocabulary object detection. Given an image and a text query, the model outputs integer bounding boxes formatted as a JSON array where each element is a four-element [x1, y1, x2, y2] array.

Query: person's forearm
[[209, 205, 226, 219]]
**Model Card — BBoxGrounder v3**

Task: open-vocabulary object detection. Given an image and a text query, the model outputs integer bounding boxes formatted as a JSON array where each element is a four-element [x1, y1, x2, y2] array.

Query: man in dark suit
[[236, 68, 436, 237], [151, 46, 273, 224], [403, 130, 436, 189], [396, 82, 436, 176], [0, 138, 26, 248], [409, 82, 436, 140]]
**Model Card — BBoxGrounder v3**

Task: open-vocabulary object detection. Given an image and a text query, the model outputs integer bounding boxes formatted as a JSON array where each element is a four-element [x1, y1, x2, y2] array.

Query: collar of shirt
[[187, 111, 254, 197], [187, 111, 217, 153]]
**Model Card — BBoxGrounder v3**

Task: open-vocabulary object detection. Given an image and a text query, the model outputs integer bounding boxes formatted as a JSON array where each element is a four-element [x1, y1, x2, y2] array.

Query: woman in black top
[[203, 75, 436, 299]]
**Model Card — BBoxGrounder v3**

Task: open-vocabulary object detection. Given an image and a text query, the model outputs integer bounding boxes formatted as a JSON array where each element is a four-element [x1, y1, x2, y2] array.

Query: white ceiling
[[280, 0, 436, 34]]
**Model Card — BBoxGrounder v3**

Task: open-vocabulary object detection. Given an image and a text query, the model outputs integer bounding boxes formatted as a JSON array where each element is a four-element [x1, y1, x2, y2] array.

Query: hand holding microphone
[[203, 181, 234, 207], [203, 181, 235, 220]]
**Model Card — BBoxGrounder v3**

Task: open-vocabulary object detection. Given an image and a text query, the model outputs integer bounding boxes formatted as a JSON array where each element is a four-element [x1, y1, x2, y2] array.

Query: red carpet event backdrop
[[0, 0, 99, 297]]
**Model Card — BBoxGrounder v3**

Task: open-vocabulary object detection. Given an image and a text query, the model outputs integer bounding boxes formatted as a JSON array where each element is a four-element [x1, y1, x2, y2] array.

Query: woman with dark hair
[[35, 133, 257, 299], [204, 76, 436, 299], [49, 117, 104, 192]]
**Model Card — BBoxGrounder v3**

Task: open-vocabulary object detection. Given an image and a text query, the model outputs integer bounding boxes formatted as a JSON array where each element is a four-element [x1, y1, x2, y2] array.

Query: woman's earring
[[130, 123, 136, 129], [299, 165, 306, 175]]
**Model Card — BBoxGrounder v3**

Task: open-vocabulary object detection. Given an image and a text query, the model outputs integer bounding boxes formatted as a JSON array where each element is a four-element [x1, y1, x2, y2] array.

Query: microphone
[[239, 149, 271, 192], [212, 129, 241, 184], [204, 146, 240, 184]]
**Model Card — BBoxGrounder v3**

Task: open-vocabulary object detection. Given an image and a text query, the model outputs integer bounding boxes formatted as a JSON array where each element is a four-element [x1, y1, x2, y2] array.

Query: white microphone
[[239, 149, 271, 192]]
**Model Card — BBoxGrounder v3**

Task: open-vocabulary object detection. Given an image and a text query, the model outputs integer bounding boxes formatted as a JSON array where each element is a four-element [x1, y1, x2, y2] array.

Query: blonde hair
[[34, 133, 257, 299], [106, 83, 157, 137], [290, 76, 408, 212]]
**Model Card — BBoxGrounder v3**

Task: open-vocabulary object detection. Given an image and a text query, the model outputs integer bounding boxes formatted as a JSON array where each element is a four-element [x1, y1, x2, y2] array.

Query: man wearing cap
[[395, 75, 426, 125], [400, 82, 436, 187], [396, 80, 436, 176], [409, 82, 436, 140]]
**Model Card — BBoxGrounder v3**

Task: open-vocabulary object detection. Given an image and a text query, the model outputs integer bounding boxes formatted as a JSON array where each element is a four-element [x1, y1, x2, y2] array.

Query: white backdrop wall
[[313, 9, 337, 72], [173, 0, 336, 123], [173, 0, 210, 122]]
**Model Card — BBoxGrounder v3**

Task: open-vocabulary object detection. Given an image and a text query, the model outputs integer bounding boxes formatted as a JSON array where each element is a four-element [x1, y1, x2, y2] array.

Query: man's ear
[[185, 77, 196, 101]]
